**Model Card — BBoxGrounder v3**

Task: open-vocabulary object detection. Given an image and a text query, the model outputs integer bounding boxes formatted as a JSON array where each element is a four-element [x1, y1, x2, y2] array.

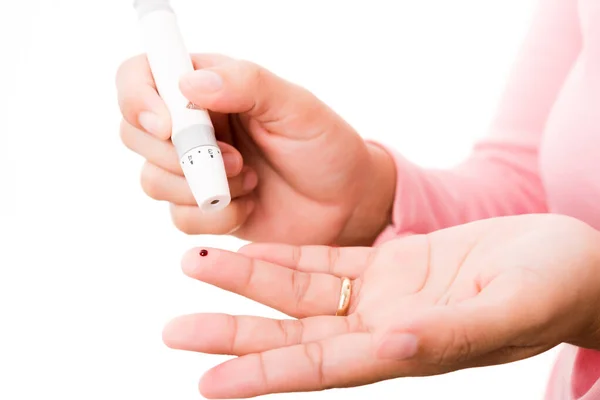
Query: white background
[[1, 0, 559, 399]]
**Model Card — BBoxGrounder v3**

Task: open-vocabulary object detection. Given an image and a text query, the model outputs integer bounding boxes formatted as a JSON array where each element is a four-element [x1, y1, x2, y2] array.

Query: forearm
[[337, 135, 548, 245], [388, 138, 548, 234], [358, 0, 581, 243]]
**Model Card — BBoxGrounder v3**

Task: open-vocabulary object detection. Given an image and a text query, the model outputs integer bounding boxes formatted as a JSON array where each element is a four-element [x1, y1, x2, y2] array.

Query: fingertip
[[214, 141, 243, 176], [199, 370, 222, 399], [181, 247, 215, 275], [179, 69, 223, 102], [222, 151, 242, 177], [180, 247, 201, 275], [138, 110, 171, 140], [162, 316, 184, 349], [199, 363, 244, 400], [178, 73, 195, 97], [118, 76, 171, 139], [140, 91, 171, 139], [199, 356, 262, 399]]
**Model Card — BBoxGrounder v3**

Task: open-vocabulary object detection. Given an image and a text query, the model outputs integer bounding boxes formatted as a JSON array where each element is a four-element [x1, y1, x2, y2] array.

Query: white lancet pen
[[133, 0, 231, 212]]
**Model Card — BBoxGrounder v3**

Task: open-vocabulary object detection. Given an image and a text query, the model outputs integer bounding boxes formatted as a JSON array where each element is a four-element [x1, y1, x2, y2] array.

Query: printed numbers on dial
[[181, 147, 221, 166]]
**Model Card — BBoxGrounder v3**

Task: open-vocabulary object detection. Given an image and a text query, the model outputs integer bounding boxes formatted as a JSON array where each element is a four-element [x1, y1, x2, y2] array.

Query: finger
[[120, 120, 244, 177], [170, 198, 254, 235], [162, 313, 362, 356], [115, 55, 171, 139], [179, 59, 332, 140], [373, 271, 553, 366], [238, 243, 375, 279], [116, 53, 234, 140], [190, 53, 236, 69], [120, 120, 181, 175], [181, 247, 350, 318], [141, 163, 257, 205], [190, 54, 237, 145], [198, 333, 397, 399]]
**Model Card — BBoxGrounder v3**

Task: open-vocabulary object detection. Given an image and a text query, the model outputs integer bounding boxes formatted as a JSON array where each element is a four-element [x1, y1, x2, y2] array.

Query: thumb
[[179, 60, 334, 140], [374, 278, 549, 366]]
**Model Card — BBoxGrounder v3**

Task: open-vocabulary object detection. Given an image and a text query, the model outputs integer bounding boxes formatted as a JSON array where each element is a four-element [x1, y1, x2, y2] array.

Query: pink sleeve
[[374, 1, 600, 398], [374, 0, 581, 242]]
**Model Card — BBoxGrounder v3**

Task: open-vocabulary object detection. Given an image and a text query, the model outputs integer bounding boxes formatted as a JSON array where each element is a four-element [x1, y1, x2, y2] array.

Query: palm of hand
[[163, 214, 600, 399], [222, 110, 371, 245]]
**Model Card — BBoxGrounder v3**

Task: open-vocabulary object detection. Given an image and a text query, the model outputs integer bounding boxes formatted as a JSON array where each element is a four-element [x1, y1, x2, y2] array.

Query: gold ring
[[336, 277, 352, 316]]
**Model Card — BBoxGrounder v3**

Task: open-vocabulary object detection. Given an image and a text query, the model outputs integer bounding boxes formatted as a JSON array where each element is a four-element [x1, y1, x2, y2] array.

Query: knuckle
[[291, 270, 312, 315], [227, 315, 239, 354], [278, 319, 304, 347], [435, 327, 473, 365], [327, 246, 340, 274], [237, 59, 263, 83], [303, 342, 326, 389], [256, 352, 271, 391]]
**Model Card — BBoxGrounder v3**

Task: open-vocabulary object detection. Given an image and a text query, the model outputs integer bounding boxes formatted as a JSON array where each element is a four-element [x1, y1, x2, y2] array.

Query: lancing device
[[134, 0, 231, 212]]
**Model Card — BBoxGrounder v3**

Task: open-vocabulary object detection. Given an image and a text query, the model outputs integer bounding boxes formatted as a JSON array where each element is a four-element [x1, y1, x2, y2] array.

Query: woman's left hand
[[163, 214, 600, 399]]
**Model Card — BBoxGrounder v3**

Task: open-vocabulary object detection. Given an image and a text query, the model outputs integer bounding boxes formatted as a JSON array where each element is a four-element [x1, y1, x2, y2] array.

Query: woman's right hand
[[116, 54, 396, 246]]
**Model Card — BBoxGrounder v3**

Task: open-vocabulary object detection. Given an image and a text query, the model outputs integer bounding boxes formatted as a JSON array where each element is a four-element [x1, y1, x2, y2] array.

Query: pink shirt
[[374, 0, 600, 397]]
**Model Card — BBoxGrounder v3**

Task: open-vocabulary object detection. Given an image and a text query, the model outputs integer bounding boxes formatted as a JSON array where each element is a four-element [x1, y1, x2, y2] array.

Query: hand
[[116, 54, 396, 246], [162, 214, 600, 398]]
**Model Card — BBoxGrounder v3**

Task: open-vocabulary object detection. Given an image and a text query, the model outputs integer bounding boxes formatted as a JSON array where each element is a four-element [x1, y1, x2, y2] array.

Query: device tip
[[199, 195, 231, 213]]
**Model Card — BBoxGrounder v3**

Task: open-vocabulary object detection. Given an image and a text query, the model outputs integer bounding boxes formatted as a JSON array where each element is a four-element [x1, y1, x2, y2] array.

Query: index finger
[[115, 54, 171, 140], [115, 53, 235, 140], [181, 247, 344, 318], [238, 243, 376, 278]]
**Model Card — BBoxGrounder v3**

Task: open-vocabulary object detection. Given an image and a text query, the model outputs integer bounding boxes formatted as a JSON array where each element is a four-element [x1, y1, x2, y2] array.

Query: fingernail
[[377, 333, 419, 360], [138, 111, 163, 136], [242, 170, 258, 191], [184, 70, 223, 93], [222, 152, 239, 171]]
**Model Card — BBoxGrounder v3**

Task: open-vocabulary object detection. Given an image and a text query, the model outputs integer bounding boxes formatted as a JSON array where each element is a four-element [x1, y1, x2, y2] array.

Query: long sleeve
[[374, 0, 581, 242]]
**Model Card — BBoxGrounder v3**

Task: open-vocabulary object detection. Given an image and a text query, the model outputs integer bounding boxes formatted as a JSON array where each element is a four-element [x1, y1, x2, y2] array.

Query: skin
[[116, 53, 396, 246], [161, 214, 600, 399]]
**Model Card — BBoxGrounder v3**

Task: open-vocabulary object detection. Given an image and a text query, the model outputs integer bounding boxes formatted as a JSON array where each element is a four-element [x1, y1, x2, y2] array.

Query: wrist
[[336, 142, 397, 246]]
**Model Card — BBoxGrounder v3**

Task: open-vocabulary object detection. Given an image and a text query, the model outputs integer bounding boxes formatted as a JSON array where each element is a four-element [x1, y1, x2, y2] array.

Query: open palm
[[163, 214, 600, 398]]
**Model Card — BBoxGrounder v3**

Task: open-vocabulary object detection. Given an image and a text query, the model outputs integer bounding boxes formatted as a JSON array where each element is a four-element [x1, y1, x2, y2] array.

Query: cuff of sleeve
[[571, 348, 600, 399], [365, 140, 419, 246]]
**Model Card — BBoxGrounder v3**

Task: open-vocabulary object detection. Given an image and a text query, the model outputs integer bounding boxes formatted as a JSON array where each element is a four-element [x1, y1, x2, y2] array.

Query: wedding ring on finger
[[336, 277, 352, 316]]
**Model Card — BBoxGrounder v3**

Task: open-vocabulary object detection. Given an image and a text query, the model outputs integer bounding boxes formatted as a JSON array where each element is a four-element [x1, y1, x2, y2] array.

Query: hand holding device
[[134, 0, 231, 212]]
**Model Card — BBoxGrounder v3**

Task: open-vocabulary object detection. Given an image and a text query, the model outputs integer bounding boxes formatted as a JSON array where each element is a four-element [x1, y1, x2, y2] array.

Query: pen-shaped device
[[134, 0, 231, 212]]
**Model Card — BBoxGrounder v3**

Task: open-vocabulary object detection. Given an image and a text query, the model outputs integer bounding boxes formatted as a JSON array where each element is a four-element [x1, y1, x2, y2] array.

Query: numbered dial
[[180, 145, 231, 212]]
